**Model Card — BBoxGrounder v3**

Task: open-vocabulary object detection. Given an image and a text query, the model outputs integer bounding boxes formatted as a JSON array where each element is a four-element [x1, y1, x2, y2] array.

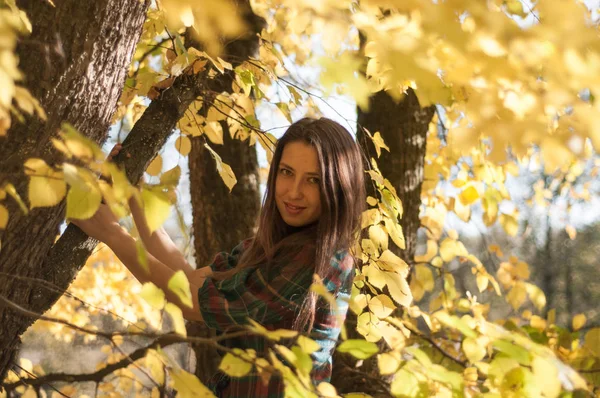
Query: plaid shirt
[[197, 239, 354, 397]]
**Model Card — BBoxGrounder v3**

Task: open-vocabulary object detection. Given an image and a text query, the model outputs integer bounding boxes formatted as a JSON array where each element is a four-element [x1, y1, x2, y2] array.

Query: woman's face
[[275, 141, 322, 227]]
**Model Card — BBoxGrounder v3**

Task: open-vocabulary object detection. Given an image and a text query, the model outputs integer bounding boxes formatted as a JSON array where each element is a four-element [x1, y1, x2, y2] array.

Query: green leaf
[[433, 311, 477, 338], [141, 187, 171, 233], [219, 351, 253, 378], [66, 185, 101, 220], [140, 282, 166, 310], [296, 335, 320, 354], [492, 339, 531, 366], [337, 339, 379, 359], [167, 270, 193, 309]]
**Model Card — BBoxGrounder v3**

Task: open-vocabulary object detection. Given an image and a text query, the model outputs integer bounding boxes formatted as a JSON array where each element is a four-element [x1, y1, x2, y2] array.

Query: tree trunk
[[357, 89, 434, 263], [0, 0, 149, 381], [184, 1, 263, 383], [331, 89, 434, 396]]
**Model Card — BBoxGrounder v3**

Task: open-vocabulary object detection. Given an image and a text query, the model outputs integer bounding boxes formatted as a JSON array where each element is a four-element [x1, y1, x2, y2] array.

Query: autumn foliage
[[1, 0, 600, 397]]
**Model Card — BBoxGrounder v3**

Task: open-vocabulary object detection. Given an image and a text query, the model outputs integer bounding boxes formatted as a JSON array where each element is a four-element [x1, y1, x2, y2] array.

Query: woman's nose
[[288, 179, 304, 199]]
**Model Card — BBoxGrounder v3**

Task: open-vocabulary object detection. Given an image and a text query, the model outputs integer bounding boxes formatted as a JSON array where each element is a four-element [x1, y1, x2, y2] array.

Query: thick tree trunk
[[357, 89, 435, 263], [331, 89, 434, 396], [184, 1, 263, 383], [0, 0, 149, 381]]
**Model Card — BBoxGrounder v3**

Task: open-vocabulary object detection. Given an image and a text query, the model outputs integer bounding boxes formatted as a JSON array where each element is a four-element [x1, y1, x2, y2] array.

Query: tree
[[0, 0, 149, 380], [2, 0, 600, 396]]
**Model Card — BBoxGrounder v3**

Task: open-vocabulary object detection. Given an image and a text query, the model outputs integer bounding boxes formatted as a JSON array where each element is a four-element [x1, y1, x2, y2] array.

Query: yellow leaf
[[377, 352, 401, 375], [168, 270, 193, 308], [415, 239, 438, 263], [532, 357, 560, 398], [431, 256, 443, 268], [459, 185, 479, 205], [146, 350, 165, 385], [525, 283, 546, 311], [24, 158, 66, 208], [204, 121, 224, 145], [368, 294, 396, 318], [377, 250, 409, 277], [439, 238, 459, 262], [219, 351, 253, 377], [372, 131, 390, 158], [565, 225, 577, 240], [499, 213, 519, 237], [140, 282, 166, 310], [60, 123, 104, 161], [170, 367, 215, 397], [141, 188, 171, 233], [368, 224, 388, 251], [316, 382, 339, 398], [384, 271, 412, 308], [175, 135, 191, 156], [160, 166, 181, 187], [584, 328, 600, 357], [507, 282, 527, 310], [203, 143, 236, 191], [383, 218, 405, 250], [28, 175, 66, 209], [463, 337, 486, 363], [361, 208, 382, 229], [414, 264, 434, 292], [66, 185, 101, 220], [476, 273, 489, 292], [165, 302, 187, 336], [572, 313, 586, 331], [146, 155, 163, 176], [0, 204, 7, 229]]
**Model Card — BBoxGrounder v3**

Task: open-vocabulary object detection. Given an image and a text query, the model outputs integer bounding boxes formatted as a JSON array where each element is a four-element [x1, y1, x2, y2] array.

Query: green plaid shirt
[[198, 239, 354, 397]]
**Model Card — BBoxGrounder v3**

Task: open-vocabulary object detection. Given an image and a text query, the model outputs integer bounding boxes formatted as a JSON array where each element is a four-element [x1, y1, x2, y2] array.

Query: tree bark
[[331, 89, 434, 396], [0, 0, 149, 381], [357, 89, 435, 263], [184, 1, 263, 383]]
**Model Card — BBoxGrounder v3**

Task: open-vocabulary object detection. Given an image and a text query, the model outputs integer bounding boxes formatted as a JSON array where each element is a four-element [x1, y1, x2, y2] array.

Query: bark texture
[[330, 89, 435, 396], [185, 1, 264, 383], [0, 0, 149, 381], [357, 89, 435, 262]]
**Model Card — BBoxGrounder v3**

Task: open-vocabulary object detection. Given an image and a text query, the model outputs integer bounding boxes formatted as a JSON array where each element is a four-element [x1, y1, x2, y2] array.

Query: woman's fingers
[[107, 143, 123, 161]]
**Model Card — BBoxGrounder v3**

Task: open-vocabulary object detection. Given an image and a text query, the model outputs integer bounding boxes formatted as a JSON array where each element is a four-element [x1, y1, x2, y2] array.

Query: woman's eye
[[308, 177, 320, 185], [279, 168, 292, 176]]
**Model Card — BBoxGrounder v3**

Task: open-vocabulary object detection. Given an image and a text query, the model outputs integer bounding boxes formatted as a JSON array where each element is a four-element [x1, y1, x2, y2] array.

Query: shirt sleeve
[[198, 246, 314, 331], [310, 251, 354, 367]]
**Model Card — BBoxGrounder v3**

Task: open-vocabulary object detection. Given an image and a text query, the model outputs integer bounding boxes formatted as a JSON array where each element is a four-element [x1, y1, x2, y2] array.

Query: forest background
[[0, 0, 600, 397]]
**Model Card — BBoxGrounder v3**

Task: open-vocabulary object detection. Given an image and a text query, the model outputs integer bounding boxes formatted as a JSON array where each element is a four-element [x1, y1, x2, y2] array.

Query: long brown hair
[[217, 117, 365, 332]]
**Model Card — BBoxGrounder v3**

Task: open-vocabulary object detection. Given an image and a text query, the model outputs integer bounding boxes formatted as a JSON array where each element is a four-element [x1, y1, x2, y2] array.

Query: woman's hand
[[70, 203, 123, 244]]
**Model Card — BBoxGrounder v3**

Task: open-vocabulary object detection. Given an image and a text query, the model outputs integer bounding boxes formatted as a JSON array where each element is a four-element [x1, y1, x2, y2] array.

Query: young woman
[[72, 117, 366, 396]]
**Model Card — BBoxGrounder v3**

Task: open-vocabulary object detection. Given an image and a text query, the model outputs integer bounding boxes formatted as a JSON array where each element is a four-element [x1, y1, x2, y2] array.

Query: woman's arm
[[128, 196, 196, 278], [71, 204, 208, 321], [108, 143, 195, 278]]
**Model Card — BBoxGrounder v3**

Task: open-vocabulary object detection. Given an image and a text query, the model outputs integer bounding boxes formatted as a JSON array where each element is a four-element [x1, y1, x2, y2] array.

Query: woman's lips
[[284, 202, 306, 215]]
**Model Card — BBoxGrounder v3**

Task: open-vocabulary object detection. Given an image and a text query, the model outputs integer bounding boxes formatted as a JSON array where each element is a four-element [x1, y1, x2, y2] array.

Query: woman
[[73, 117, 366, 396]]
